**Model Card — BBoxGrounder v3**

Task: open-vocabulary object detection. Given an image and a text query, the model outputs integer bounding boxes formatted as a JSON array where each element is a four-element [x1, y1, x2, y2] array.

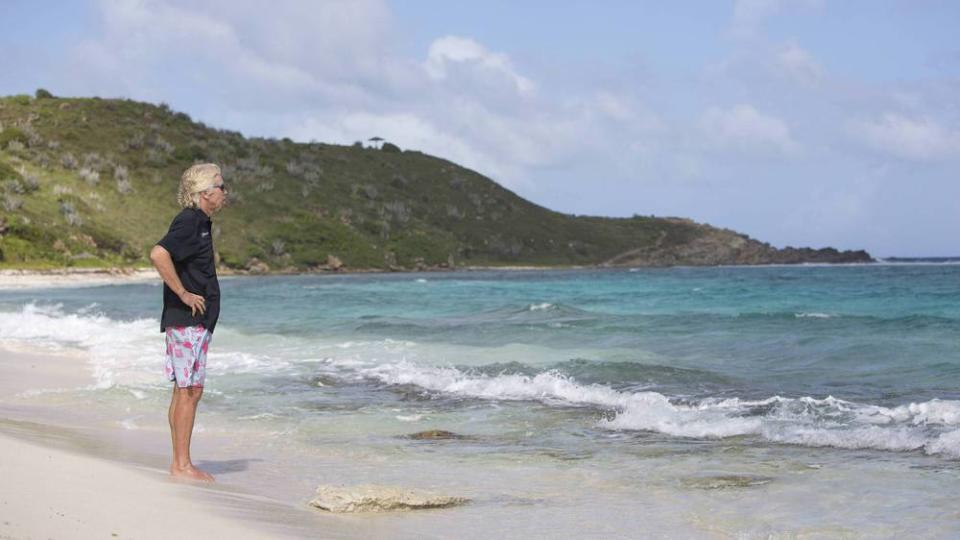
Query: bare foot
[[170, 464, 215, 482]]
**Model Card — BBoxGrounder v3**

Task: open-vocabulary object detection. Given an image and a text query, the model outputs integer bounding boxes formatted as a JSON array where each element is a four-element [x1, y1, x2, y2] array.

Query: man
[[150, 163, 227, 482]]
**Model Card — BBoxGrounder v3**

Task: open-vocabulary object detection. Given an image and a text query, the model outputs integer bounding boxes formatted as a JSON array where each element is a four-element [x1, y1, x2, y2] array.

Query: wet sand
[[0, 346, 392, 540]]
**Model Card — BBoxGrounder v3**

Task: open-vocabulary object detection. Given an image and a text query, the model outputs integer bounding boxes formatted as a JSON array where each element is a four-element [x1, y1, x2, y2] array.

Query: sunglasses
[[212, 183, 227, 192]]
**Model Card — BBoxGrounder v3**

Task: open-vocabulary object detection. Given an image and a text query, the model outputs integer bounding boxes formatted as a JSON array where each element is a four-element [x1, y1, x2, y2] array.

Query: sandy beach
[[0, 281, 413, 540], [0, 269, 469, 540], [0, 431, 307, 540], [0, 268, 160, 290], [0, 344, 384, 540]]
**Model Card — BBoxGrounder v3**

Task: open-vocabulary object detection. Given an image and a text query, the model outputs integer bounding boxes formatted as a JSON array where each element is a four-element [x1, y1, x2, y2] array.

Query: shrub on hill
[[0, 160, 21, 182], [0, 127, 28, 148]]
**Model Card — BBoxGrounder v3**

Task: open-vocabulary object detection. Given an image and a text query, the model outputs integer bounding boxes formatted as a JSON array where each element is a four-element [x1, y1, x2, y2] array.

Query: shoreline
[[0, 344, 383, 540], [0, 267, 159, 290], [2, 267, 960, 537], [3, 259, 958, 290]]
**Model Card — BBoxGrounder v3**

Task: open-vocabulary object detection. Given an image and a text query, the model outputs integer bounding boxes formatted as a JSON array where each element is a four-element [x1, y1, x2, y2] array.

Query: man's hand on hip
[[178, 290, 206, 316]]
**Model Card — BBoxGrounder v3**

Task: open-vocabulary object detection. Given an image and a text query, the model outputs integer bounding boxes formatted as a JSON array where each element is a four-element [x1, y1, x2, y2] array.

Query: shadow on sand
[[194, 458, 263, 475]]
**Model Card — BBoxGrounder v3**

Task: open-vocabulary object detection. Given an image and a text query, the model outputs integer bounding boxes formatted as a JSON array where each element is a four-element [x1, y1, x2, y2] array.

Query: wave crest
[[346, 359, 960, 458]]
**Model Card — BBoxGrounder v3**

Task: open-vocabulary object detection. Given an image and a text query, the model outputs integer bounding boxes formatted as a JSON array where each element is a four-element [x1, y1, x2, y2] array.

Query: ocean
[[2, 264, 959, 538]]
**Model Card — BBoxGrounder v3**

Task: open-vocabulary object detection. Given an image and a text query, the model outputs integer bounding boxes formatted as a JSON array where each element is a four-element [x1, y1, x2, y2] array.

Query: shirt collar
[[192, 207, 213, 223]]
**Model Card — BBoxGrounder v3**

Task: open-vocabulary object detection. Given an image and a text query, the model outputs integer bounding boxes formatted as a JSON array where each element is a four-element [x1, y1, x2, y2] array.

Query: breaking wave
[[3, 302, 958, 458], [346, 359, 960, 458]]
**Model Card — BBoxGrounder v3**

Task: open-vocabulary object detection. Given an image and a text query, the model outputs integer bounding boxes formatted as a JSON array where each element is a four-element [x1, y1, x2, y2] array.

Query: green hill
[[0, 91, 871, 271]]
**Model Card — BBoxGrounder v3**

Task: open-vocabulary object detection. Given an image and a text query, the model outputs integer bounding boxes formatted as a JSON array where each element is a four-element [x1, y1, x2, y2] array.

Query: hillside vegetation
[[0, 91, 871, 271]]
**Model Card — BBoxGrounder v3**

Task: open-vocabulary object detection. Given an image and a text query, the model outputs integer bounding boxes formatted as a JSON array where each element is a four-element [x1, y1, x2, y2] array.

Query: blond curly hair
[[177, 163, 222, 208]]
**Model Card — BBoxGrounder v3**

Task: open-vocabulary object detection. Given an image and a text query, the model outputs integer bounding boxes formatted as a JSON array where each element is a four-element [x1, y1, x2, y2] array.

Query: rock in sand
[[309, 484, 469, 513]]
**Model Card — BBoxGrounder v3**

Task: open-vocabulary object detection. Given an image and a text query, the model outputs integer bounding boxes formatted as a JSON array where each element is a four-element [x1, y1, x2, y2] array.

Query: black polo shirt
[[156, 207, 221, 333]]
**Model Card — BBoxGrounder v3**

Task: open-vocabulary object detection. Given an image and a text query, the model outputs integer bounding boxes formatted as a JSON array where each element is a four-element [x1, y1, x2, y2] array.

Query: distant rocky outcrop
[[602, 219, 872, 267], [309, 485, 469, 513]]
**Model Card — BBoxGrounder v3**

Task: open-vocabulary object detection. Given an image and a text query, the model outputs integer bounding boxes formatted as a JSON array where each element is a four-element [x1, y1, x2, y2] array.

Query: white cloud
[[700, 104, 798, 155], [66, 2, 634, 194], [776, 42, 823, 85], [731, 0, 785, 38], [592, 91, 637, 123], [424, 35, 535, 97], [851, 113, 960, 162], [730, 0, 822, 39], [72, 0, 397, 108], [37, 1, 707, 199]]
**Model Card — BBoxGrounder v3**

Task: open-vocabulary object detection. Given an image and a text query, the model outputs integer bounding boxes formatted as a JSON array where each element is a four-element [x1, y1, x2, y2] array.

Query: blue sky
[[1, 0, 958, 256]]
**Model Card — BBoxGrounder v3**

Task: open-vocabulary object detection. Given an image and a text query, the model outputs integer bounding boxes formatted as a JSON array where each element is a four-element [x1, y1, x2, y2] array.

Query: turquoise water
[[1, 264, 959, 451], [2, 264, 959, 536]]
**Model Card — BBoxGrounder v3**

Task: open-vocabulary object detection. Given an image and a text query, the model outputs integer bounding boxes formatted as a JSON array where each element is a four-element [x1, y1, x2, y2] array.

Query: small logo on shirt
[[201, 232, 210, 237]]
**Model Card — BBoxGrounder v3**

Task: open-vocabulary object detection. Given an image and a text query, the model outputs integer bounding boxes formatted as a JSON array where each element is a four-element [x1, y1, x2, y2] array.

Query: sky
[[1, 0, 958, 256]]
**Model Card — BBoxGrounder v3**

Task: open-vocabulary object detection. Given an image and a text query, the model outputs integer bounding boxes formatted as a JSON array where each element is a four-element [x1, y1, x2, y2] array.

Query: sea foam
[[0, 303, 291, 389], [3, 302, 959, 458], [343, 358, 960, 458], [0, 302, 158, 388]]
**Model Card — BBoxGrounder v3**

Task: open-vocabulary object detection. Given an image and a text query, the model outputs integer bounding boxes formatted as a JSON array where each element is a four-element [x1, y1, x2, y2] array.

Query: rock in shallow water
[[403, 429, 468, 440], [680, 474, 774, 490], [309, 485, 470, 513]]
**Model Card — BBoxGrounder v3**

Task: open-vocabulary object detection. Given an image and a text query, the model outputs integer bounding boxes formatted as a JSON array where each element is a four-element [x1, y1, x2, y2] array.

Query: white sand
[[0, 271, 360, 539], [0, 345, 377, 540], [0, 268, 159, 290], [0, 432, 295, 539]]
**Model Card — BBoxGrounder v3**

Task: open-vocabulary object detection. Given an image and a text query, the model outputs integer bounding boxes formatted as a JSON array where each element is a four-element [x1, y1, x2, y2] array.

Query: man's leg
[[168, 388, 176, 456], [169, 385, 214, 481]]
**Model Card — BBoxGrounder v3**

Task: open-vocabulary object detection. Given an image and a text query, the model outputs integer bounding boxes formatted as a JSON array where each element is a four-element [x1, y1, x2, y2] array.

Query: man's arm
[[150, 245, 206, 317]]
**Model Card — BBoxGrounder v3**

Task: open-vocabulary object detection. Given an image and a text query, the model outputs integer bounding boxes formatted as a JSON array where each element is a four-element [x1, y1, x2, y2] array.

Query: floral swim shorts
[[164, 325, 212, 388]]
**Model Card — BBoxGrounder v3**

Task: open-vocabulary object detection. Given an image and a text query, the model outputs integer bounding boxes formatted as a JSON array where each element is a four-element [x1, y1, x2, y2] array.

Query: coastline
[[2, 267, 959, 538], [0, 259, 909, 291], [3, 259, 956, 292], [0, 265, 590, 291], [0, 345, 385, 540], [0, 267, 159, 290]]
